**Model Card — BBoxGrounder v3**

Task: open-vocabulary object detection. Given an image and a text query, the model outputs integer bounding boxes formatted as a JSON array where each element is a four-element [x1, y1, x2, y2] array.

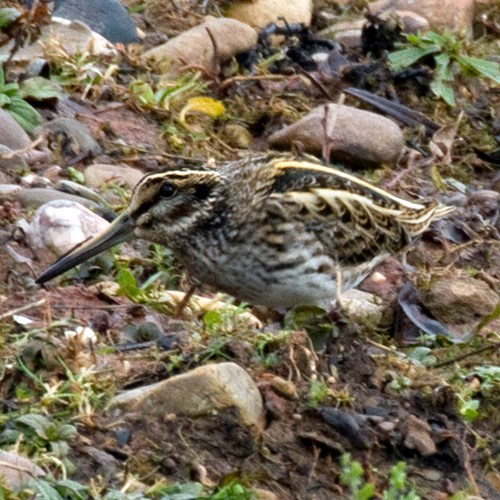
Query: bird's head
[[36, 168, 223, 284]]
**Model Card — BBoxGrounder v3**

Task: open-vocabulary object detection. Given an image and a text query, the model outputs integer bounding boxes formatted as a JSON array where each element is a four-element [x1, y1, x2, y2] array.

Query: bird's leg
[[327, 265, 345, 322]]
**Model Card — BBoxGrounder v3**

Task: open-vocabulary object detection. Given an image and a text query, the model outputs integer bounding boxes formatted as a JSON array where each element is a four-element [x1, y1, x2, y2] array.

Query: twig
[[0, 136, 44, 160], [173, 284, 197, 318], [460, 431, 480, 496], [433, 342, 499, 368], [297, 68, 334, 100], [205, 27, 221, 77], [0, 298, 47, 320], [322, 93, 345, 163], [219, 74, 290, 92]]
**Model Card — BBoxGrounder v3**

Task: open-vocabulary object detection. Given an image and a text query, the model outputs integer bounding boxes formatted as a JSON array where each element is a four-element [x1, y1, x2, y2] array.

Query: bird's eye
[[159, 182, 176, 198]]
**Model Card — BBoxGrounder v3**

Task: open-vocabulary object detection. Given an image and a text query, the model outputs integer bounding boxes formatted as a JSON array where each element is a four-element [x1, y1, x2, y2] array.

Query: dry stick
[[219, 74, 289, 92], [433, 342, 499, 369], [297, 68, 334, 100], [321, 93, 345, 164], [173, 284, 197, 318], [205, 27, 221, 77], [0, 136, 44, 160], [460, 431, 480, 496], [0, 298, 46, 321]]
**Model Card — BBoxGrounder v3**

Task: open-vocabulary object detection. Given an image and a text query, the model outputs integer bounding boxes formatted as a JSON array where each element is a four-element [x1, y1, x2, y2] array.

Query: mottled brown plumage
[[36, 156, 454, 309]]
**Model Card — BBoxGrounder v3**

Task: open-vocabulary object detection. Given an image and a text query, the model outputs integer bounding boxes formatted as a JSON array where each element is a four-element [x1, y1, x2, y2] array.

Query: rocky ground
[[0, 0, 499, 498]]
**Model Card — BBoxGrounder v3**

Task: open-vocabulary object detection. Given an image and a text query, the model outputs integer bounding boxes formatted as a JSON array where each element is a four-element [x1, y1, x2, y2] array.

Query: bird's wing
[[267, 159, 447, 265]]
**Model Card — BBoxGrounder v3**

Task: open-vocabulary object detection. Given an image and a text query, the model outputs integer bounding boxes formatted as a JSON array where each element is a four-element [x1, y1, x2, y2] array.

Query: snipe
[[36, 156, 454, 309]]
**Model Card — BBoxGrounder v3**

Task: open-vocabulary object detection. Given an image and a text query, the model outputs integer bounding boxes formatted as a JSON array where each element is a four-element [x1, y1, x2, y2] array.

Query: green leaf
[[20, 77, 62, 101], [430, 79, 456, 106], [388, 45, 439, 70], [358, 483, 376, 500], [157, 481, 204, 500], [31, 480, 65, 500], [17, 414, 51, 435], [434, 53, 453, 81], [0, 93, 11, 107], [0, 81, 20, 96], [57, 423, 78, 440], [52, 479, 88, 500], [459, 398, 479, 421], [116, 268, 140, 299], [50, 440, 70, 457], [203, 310, 222, 330], [455, 55, 500, 83], [7, 96, 42, 132]]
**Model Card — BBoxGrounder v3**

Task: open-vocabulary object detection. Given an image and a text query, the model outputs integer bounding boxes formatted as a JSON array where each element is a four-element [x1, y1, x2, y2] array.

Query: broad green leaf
[[434, 53, 453, 81], [358, 483, 376, 500], [459, 398, 479, 421], [116, 268, 140, 299], [430, 79, 456, 106], [16, 414, 52, 435], [50, 440, 70, 457], [20, 77, 62, 101], [0, 93, 10, 107], [53, 479, 88, 500], [388, 46, 439, 70], [158, 481, 204, 500], [56, 423, 78, 440], [0, 82, 19, 95], [130, 81, 155, 106], [455, 55, 500, 83], [31, 480, 65, 500], [7, 97, 42, 133]]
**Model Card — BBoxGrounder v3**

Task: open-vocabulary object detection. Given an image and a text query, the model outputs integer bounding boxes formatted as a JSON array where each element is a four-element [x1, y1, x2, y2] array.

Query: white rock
[[110, 362, 265, 433], [340, 289, 385, 325], [227, 0, 313, 29], [27, 200, 109, 255], [143, 17, 257, 77], [0, 18, 116, 62]]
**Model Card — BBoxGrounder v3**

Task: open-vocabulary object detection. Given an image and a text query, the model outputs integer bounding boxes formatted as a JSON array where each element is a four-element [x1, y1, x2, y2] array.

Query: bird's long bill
[[36, 211, 134, 284]]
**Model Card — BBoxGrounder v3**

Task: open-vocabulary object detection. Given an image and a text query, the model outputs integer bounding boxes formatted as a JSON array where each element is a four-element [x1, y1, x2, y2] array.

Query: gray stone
[[0, 184, 23, 200], [37, 117, 102, 157], [0, 109, 31, 150], [320, 19, 365, 48], [419, 275, 499, 325], [18, 187, 101, 211], [401, 414, 437, 456], [369, 0, 474, 35], [53, 0, 138, 44], [0, 145, 29, 172], [84, 163, 143, 189], [27, 199, 109, 255], [268, 104, 404, 166], [110, 362, 264, 434]]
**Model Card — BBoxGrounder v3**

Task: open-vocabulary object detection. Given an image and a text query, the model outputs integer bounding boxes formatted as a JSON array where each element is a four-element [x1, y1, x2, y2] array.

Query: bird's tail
[[398, 201, 455, 237]]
